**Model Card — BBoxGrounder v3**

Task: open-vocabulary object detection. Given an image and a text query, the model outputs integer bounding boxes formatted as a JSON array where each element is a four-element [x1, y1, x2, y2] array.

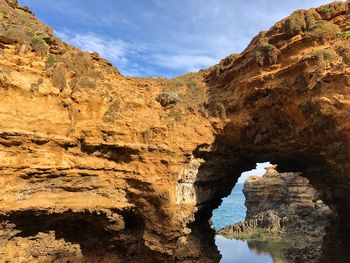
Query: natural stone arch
[[0, 1, 349, 263], [188, 3, 350, 262]]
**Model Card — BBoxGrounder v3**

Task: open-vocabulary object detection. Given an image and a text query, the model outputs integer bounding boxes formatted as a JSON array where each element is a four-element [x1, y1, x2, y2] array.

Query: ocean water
[[212, 182, 290, 263], [215, 236, 289, 263], [212, 183, 246, 230], [216, 236, 273, 263]]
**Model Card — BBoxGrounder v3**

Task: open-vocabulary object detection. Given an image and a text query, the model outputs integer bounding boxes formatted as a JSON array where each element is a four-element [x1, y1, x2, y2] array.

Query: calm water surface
[[216, 236, 289, 263], [212, 183, 289, 263]]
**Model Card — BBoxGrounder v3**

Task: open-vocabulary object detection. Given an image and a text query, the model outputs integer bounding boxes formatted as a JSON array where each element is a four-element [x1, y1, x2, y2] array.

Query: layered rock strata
[[0, 0, 349, 262], [219, 166, 332, 263]]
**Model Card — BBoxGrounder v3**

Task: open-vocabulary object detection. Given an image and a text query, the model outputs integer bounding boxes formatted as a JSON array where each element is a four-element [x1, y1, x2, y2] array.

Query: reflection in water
[[215, 235, 290, 263]]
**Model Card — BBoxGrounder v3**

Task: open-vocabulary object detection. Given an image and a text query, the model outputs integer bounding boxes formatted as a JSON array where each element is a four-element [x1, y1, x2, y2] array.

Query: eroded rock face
[[218, 166, 332, 263], [0, 0, 349, 262]]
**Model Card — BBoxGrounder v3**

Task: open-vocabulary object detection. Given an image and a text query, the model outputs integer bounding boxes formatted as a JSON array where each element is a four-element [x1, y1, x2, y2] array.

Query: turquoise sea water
[[212, 183, 246, 230], [212, 182, 289, 262]]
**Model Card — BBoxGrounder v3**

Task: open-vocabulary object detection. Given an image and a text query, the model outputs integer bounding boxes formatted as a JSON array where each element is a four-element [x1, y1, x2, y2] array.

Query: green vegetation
[[208, 102, 225, 118], [285, 11, 306, 33], [156, 92, 180, 107], [254, 40, 279, 66], [285, 8, 342, 41], [342, 31, 350, 39], [305, 14, 317, 30], [155, 72, 211, 121], [305, 20, 341, 40], [213, 64, 222, 77], [186, 82, 198, 89], [314, 48, 337, 68], [31, 35, 48, 56], [316, 2, 347, 19]]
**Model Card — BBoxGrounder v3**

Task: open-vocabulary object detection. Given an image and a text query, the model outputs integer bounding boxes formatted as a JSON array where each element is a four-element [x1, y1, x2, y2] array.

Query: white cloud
[[153, 54, 219, 72], [238, 162, 271, 183], [56, 31, 130, 66]]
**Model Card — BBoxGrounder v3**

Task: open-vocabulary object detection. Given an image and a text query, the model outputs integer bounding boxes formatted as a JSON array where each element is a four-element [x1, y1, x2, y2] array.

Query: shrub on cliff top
[[156, 92, 180, 107], [316, 2, 349, 19], [305, 21, 341, 40], [285, 11, 306, 34]]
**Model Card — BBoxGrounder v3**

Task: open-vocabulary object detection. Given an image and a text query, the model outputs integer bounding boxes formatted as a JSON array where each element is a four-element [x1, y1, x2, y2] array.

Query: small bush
[[305, 14, 317, 30], [31, 35, 48, 56], [317, 2, 348, 19], [208, 102, 225, 118], [4, 24, 33, 44], [317, 5, 337, 19], [314, 49, 337, 67], [285, 11, 306, 34], [156, 92, 180, 107], [305, 21, 341, 40], [255, 43, 279, 66], [342, 31, 350, 39], [52, 67, 67, 91], [187, 82, 198, 89]]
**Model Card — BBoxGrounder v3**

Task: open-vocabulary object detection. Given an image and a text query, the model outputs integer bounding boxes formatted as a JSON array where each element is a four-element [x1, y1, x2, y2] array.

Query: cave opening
[[212, 162, 282, 263], [212, 162, 271, 230], [208, 160, 333, 263]]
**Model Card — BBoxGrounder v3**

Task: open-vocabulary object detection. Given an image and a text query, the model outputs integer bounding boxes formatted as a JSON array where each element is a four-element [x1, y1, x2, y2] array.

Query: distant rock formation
[[218, 166, 332, 263]]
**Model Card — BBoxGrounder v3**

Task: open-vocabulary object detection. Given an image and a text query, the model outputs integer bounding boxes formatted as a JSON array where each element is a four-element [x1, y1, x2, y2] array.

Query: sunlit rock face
[[218, 166, 332, 263], [0, 0, 350, 262]]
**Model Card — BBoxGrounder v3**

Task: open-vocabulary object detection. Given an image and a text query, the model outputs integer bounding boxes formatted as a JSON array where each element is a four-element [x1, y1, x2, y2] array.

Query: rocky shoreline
[[218, 166, 332, 263]]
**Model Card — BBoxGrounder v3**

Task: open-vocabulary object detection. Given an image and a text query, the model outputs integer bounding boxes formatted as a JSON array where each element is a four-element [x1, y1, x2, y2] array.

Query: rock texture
[[218, 166, 332, 263], [0, 0, 349, 262]]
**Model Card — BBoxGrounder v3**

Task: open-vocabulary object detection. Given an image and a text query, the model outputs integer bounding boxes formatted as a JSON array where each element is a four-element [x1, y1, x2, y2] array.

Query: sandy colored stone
[[0, 0, 349, 262]]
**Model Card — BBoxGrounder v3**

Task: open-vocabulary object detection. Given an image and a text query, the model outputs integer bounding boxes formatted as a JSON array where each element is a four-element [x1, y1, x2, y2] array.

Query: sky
[[19, 0, 338, 77], [237, 162, 271, 183]]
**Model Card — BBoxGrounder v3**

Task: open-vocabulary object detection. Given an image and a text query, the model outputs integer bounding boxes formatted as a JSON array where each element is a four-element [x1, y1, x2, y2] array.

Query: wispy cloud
[[153, 54, 218, 72], [21, 0, 339, 77], [56, 31, 129, 65], [55, 30, 149, 76]]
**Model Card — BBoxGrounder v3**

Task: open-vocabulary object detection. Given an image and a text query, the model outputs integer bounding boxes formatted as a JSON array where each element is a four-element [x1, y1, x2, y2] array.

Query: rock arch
[[0, 1, 350, 262], [190, 2, 350, 262]]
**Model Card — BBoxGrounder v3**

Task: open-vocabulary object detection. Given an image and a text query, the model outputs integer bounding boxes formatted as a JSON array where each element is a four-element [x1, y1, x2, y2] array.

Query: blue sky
[[19, 0, 337, 77], [238, 162, 271, 183]]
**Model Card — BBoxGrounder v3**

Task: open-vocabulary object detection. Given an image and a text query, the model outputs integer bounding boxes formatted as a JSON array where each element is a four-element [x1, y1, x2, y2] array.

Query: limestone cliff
[[0, 0, 350, 262], [218, 166, 331, 263]]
